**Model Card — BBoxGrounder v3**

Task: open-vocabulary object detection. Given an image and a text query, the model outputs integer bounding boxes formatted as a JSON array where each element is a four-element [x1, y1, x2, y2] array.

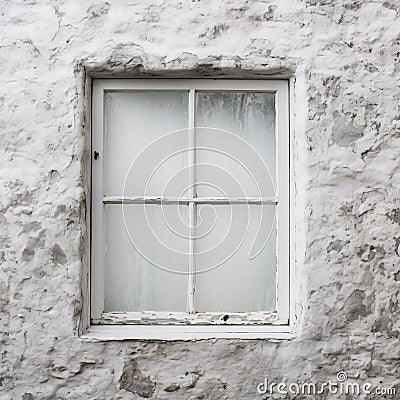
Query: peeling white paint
[[95, 311, 282, 325]]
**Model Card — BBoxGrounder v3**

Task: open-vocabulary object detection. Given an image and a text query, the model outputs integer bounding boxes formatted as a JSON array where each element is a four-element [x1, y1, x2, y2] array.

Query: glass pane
[[104, 204, 189, 312], [195, 92, 275, 198], [195, 205, 276, 312], [104, 91, 189, 197]]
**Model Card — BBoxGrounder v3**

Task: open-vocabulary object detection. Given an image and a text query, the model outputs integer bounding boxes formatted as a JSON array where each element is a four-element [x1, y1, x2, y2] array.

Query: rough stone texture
[[119, 360, 156, 398], [0, 0, 399, 399]]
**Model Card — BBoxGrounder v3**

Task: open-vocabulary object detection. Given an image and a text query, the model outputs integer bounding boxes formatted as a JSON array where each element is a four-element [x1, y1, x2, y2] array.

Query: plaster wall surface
[[0, 0, 400, 399]]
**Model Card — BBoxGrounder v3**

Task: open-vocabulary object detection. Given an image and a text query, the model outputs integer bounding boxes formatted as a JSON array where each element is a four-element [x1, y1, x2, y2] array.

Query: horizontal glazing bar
[[190, 197, 277, 205], [103, 196, 188, 205], [103, 196, 278, 205]]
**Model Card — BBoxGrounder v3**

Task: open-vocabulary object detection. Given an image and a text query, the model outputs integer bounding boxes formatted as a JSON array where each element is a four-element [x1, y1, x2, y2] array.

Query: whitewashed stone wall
[[1, 1, 399, 399]]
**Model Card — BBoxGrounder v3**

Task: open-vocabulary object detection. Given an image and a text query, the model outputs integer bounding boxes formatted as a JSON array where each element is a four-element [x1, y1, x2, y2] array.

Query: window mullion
[[187, 88, 196, 314]]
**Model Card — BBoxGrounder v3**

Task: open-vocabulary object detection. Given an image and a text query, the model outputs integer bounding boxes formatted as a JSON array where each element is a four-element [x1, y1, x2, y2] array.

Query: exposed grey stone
[[119, 360, 156, 398], [163, 383, 180, 392], [51, 243, 67, 266], [342, 289, 369, 322]]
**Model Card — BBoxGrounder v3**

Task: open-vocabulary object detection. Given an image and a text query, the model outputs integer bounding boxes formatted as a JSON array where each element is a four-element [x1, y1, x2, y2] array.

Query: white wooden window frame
[[85, 79, 292, 340]]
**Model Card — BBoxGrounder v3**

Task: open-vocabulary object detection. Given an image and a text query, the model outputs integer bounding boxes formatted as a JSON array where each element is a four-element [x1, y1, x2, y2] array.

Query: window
[[89, 79, 290, 339]]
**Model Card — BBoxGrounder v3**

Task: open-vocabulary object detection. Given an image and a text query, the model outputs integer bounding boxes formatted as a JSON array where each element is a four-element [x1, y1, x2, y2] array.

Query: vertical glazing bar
[[189, 88, 196, 198], [188, 202, 196, 313], [188, 89, 196, 313]]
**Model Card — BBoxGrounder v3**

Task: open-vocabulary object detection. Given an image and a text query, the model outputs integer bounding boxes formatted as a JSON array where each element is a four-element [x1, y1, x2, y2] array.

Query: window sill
[[80, 324, 295, 341]]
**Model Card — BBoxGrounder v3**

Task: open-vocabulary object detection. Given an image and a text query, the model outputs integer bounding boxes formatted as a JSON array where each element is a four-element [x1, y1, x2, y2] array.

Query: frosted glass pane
[[195, 92, 275, 198], [104, 204, 188, 312], [195, 205, 276, 312], [104, 91, 189, 197]]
